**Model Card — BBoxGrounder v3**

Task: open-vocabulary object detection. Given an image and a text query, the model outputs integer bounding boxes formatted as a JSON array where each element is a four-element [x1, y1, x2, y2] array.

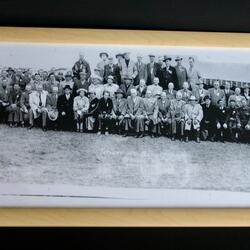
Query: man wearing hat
[[228, 87, 245, 108], [208, 80, 225, 107], [192, 78, 210, 104], [57, 85, 74, 131], [103, 57, 121, 84], [120, 75, 134, 98], [97, 90, 113, 135], [134, 54, 147, 86], [88, 74, 104, 99], [73, 88, 89, 132], [200, 95, 217, 141], [120, 52, 138, 82], [169, 91, 186, 141], [0, 78, 10, 123], [20, 84, 32, 128], [226, 99, 240, 142], [175, 56, 188, 90], [146, 54, 158, 85], [85, 90, 99, 132], [103, 75, 119, 98], [110, 88, 127, 134], [72, 71, 91, 97], [72, 52, 91, 79], [160, 55, 178, 90], [215, 99, 228, 142], [43, 72, 62, 95], [96, 52, 109, 78], [237, 98, 250, 142], [147, 77, 163, 98], [60, 71, 74, 91], [179, 81, 192, 103], [242, 83, 250, 106], [144, 89, 159, 138], [187, 57, 202, 91], [124, 88, 145, 138], [184, 95, 203, 143]]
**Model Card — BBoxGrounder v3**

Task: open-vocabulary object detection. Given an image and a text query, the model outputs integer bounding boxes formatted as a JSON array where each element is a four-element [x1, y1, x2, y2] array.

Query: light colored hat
[[175, 56, 183, 61], [189, 95, 197, 101], [48, 110, 59, 121], [77, 88, 87, 93]]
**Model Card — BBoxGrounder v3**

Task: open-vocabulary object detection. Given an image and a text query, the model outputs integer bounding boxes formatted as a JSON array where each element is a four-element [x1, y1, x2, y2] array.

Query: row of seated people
[[0, 79, 249, 143]]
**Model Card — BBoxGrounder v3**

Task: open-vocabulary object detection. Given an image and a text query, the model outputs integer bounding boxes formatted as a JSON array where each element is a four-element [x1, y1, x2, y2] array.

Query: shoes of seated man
[[28, 125, 34, 130], [105, 131, 109, 135], [97, 131, 101, 135]]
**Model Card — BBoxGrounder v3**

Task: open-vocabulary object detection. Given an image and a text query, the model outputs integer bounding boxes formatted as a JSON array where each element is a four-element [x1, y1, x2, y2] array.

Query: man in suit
[[175, 56, 188, 90], [124, 88, 145, 138], [6, 83, 22, 127], [169, 91, 186, 141], [120, 76, 134, 98], [97, 90, 113, 135], [192, 79, 210, 104], [96, 52, 109, 78], [164, 82, 176, 100], [57, 85, 74, 131], [72, 52, 91, 79], [103, 57, 120, 84], [20, 83, 32, 127], [134, 54, 147, 86], [88, 75, 104, 100], [136, 79, 147, 98], [103, 75, 119, 98], [28, 84, 48, 130], [60, 71, 74, 92], [215, 99, 228, 142], [228, 87, 245, 108], [0, 78, 10, 123], [147, 77, 163, 98], [208, 80, 225, 106], [120, 52, 138, 82], [179, 81, 192, 103], [44, 86, 59, 131], [187, 56, 201, 91], [144, 89, 159, 138], [242, 84, 250, 106], [43, 72, 62, 95], [72, 71, 90, 97], [157, 91, 171, 136], [200, 95, 217, 141], [223, 81, 234, 106], [237, 98, 250, 142], [184, 95, 203, 143], [160, 55, 178, 90], [73, 88, 89, 132], [146, 54, 158, 85], [110, 89, 127, 135]]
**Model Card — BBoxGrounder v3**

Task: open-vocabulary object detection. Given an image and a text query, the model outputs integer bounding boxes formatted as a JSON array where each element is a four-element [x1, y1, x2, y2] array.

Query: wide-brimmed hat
[[99, 52, 109, 58], [115, 89, 124, 95], [148, 54, 155, 58], [163, 55, 172, 61], [7, 67, 14, 72], [175, 56, 183, 61], [115, 53, 124, 58], [48, 110, 59, 121], [107, 75, 114, 80], [189, 95, 197, 101], [64, 84, 72, 90], [77, 88, 87, 93]]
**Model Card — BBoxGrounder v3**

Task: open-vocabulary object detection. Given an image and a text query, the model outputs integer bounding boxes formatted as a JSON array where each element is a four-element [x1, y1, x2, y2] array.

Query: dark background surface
[[0, 0, 249, 32]]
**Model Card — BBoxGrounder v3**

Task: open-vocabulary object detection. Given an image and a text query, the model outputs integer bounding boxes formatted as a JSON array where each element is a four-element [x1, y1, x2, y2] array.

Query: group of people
[[0, 51, 250, 143]]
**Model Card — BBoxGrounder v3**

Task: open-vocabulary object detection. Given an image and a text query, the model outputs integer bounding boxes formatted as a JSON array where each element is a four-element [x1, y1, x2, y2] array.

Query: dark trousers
[[124, 116, 145, 133], [98, 114, 112, 133]]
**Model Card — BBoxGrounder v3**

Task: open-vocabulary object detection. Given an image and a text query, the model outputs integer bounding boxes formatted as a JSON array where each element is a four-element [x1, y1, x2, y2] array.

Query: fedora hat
[[115, 53, 124, 59], [64, 84, 72, 90], [175, 56, 183, 61], [189, 95, 197, 101], [115, 89, 124, 95], [76, 88, 87, 94], [148, 54, 155, 57], [48, 110, 59, 121], [163, 55, 172, 61], [7, 67, 14, 72], [99, 52, 109, 58]]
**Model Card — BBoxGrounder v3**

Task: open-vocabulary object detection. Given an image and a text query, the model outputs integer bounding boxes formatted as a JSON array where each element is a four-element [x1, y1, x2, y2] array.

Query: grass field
[[0, 124, 249, 192]]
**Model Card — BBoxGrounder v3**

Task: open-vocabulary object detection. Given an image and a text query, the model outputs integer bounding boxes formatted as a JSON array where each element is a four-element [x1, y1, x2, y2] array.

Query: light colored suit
[[208, 88, 225, 106], [184, 103, 203, 130], [29, 90, 48, 119], [120, 60, 138, 80]]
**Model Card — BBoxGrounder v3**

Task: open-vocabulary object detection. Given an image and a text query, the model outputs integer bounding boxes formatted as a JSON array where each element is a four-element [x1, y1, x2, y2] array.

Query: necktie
[[39, 93, 42, 106]]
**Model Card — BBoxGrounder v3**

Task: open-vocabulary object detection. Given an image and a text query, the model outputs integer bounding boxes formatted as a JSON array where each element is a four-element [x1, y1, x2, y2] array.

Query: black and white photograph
[[0, 42, 250, 207]]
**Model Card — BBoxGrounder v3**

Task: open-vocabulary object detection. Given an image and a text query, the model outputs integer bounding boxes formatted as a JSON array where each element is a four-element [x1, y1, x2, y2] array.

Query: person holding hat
[[192, 78, 210, 104], [103, 75, 119, 98], [208, 80, 225, 107], [85, 90, 99, 132], [57, 85, 74, 131], [134, 54, 147, 86], [237, 98, 250, 142], [120, 75, 134, 98], [228, 87, 245, 108], [179, 81, 192, 103], [174, 56, 188, 90], [72, 52, 91, 79], [200, 95, 217, 141], [215, 99, 228, 142], [146, 54, 158, 85], [110, 88, 127, 135], [20, 84, 33, 128], [184, 95, 203, 143], [103, 57, 121, 85], [88, 75, 104, 99], [96, 52, 109, 78], [226, 98, 240, 142], [187, 57, 202, 91], [97, 90, 113, 135], [120, 52, 138, 82], [169, 91, 186, 141], [144, 89, 159, 138], [73, 88, 89, 132], [147, 77, 163, 98], [72, 71, 90, 97], [160, 55, 178, 90]]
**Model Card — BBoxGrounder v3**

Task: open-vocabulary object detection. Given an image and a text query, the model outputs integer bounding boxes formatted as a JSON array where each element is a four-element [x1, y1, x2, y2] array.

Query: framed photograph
[[0, 28, 249, 212]]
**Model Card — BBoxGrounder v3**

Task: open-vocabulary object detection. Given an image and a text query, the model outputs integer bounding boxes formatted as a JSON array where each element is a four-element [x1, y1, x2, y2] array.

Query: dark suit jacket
[[57, 94, 74, 117], [72, 80, 90, 97], [157, 98, 171, 118], [20, 91, 31, 109], [215, 106, 227, 124], [120, 83, 134, 98], [98, 97, 113, 114], [201, 103, 217, 124], [103, 64, 121, 84], [88, 97, 99, 118], [112, 98, 127, 116], [159, 66, 178, 90], [146, 62, 158, 85], [72, 60, 91, 79], [136, 85, 147, 98], [8, 89, 22, 107], [134, 62, 147, 85], [223, 89, 234, 106]]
